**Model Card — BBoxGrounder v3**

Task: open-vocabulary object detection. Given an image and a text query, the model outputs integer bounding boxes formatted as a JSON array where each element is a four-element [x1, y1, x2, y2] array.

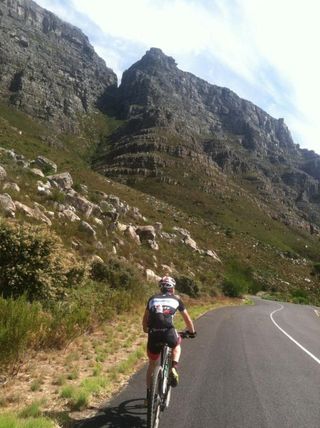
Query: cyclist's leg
[[166, 328, 182, 386], [172, 343, 181, 363], [167, 328, 181, 363], [146, 332, 162, 389], [146, 354, 160, 389]]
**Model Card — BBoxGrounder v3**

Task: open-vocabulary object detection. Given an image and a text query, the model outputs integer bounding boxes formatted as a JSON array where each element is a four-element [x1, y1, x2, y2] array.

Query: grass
[[0, 411, 54, 428], [0, 415, 54, 428], [30, 379, 43, 392], [19, 401, 44, 418]]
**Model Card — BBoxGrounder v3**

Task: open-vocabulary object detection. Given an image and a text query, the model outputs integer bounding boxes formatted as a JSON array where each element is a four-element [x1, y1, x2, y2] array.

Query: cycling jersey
[[147, 293, 185, 330]]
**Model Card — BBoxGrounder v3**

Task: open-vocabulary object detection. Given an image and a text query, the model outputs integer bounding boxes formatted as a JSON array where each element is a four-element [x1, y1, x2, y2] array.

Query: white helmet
[[159, 275, 176, 291]]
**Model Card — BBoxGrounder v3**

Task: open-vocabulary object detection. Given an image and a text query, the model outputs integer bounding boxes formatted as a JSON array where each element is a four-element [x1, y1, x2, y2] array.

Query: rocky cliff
[[94, 48, 320, 229], [1, 0, 320, 231], [0, 0, 117, 130]]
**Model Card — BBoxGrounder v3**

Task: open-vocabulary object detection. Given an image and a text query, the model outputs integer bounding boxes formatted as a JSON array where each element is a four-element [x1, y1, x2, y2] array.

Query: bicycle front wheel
[[147, 366, 162, 428]]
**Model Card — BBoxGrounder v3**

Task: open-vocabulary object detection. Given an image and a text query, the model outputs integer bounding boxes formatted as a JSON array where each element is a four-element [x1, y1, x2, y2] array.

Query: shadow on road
[[73, 398, 147, 428]]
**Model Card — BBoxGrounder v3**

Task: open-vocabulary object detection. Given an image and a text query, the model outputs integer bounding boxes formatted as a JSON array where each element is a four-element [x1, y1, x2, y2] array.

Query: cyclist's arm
[[142, 308, 149, 333], [181, 309, 195, 333]]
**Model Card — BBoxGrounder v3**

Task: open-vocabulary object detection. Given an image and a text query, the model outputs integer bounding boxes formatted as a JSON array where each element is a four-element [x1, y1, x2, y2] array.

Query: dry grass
[[0, 298, 238, 424]]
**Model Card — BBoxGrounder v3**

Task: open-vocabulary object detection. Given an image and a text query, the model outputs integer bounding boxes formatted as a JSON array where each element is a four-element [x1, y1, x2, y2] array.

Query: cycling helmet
[[159, 275, 176, 292]]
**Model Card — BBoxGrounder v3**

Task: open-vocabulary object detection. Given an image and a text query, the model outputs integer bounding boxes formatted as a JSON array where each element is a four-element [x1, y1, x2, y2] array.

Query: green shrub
[[0, 296, 44, 370], [291, 288, 310, 305], [312, 262, 320, 275], [0, 221, 85, 302], [175, 276, 200, 298], [43, 300, 92, 349], [222, 279, 245, 297], [90, 259, 139, 290], [49, 189, 66, 203], [222, 259, 262, 298]]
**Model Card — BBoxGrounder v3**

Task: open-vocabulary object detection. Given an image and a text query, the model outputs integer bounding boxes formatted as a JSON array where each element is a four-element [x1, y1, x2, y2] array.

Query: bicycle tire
[[147, 365, 162, 428]]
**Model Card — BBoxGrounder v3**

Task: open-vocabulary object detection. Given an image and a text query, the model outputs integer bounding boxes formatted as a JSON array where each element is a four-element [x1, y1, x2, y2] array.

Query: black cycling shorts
[[147, 327, 181, 360]]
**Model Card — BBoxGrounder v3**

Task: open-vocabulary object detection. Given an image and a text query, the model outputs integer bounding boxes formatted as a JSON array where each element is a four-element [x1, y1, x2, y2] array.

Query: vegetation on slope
[[0, 103, 319, 425]]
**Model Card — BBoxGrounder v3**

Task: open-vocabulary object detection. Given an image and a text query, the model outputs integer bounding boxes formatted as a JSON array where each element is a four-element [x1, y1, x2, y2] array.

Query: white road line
[[270, 305, 320, 366], [314, 309, 320, 318]]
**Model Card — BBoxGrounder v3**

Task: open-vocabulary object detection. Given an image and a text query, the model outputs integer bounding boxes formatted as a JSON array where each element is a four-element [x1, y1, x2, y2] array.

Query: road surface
[[74, 298, 320, 428]]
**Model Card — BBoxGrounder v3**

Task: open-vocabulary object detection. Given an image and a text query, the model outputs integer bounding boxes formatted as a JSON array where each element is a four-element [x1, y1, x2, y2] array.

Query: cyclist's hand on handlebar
[[186, 330, 197, 338]]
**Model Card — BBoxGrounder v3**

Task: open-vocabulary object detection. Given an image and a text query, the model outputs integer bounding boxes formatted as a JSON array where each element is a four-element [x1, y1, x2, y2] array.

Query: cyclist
[[142, 275, 196, 402]]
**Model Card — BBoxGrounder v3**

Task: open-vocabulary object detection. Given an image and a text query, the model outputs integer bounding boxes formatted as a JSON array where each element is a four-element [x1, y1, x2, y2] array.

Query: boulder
[[131, 206, 144, 220], [117, 222, 128, 232], [58, 209, 80, 222], [48, 172, 73, 190], [79, 220, 96, 239], [100, 200, 117, 214], [0, 166, 7, 180], [3, 182, 20, 192], [146, 268, 161, 283], [31, 156, 57, 174], [205, 249, 222, 262], [37, 180, 52, 196], [161, 264, 173, 274], [93, 217, 104, 227], [136, 225, 156, 241], [148, 239, 159, 250], [107, 195, 121, 207], [0, 193, 16, 217], [173, 227, 190, 237], [89, 255, 104, 264], [184, 236, 198, 251], [15, 201, 52, 225], [65, 193, 94, 217], [30, 168, 45, 177], [125, 225, 141, 244]]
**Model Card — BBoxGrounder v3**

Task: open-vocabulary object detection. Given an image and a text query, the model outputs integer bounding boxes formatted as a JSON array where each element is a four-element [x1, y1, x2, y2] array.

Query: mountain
[[0, 0, 117, 130], [94, 47, 320, 232], [0, 0, 320, 307]]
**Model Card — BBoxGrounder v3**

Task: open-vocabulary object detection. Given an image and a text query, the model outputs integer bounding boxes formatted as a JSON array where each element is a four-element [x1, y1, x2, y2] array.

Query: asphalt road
[[75, 298, 320, 428]]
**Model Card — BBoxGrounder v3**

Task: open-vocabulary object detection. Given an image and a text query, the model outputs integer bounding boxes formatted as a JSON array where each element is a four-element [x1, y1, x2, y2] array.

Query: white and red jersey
[[147, 293, 185, 329]]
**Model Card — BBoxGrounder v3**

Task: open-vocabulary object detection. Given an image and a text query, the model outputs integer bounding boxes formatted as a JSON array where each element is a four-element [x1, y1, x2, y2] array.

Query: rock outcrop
[[94, 48, 320, 228], [0, 0, 117, 130]]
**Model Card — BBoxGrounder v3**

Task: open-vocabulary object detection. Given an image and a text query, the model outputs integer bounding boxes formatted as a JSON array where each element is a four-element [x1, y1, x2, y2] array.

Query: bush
[[222, 259, 261, 298], [0, 221, 85, 302], [312, 262, 320, 275], [0, 296, 45, 370], [291, 288, 310, 305], [49, 189, 66, 203], [222, 278, 247, 298], [175, 276, 200, 298], [90, 258, 142, 292], [43, 300, 92, 349]]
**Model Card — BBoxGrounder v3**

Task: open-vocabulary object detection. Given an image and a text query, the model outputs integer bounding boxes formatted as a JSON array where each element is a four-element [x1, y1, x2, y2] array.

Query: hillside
[[1, 0, 320, 423]]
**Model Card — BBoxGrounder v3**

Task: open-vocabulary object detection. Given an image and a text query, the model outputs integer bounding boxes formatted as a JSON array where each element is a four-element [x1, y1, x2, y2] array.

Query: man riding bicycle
[[142, 275, 196, 402]]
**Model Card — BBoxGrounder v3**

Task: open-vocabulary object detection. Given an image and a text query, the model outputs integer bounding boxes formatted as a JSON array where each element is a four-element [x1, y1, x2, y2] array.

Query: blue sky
[[36, 0, 320, 154]]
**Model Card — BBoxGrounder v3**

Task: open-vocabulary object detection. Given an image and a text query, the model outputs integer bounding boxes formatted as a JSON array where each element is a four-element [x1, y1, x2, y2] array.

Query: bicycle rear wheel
[[147, 366, 162, 428]]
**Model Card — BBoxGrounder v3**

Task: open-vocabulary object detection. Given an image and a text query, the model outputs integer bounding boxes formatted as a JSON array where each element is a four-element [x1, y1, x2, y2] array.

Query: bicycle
[[147, 330, 193, 428]]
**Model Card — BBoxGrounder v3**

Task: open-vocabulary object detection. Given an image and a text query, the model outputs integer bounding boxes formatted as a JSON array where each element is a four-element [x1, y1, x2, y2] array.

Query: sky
[[35, 0, 320, 154]]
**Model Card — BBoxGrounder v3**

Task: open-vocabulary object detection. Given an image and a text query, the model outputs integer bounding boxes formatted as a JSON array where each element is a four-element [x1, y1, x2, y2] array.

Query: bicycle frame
[[147, 331, 193, 428], [147, 343, 172, 428]]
